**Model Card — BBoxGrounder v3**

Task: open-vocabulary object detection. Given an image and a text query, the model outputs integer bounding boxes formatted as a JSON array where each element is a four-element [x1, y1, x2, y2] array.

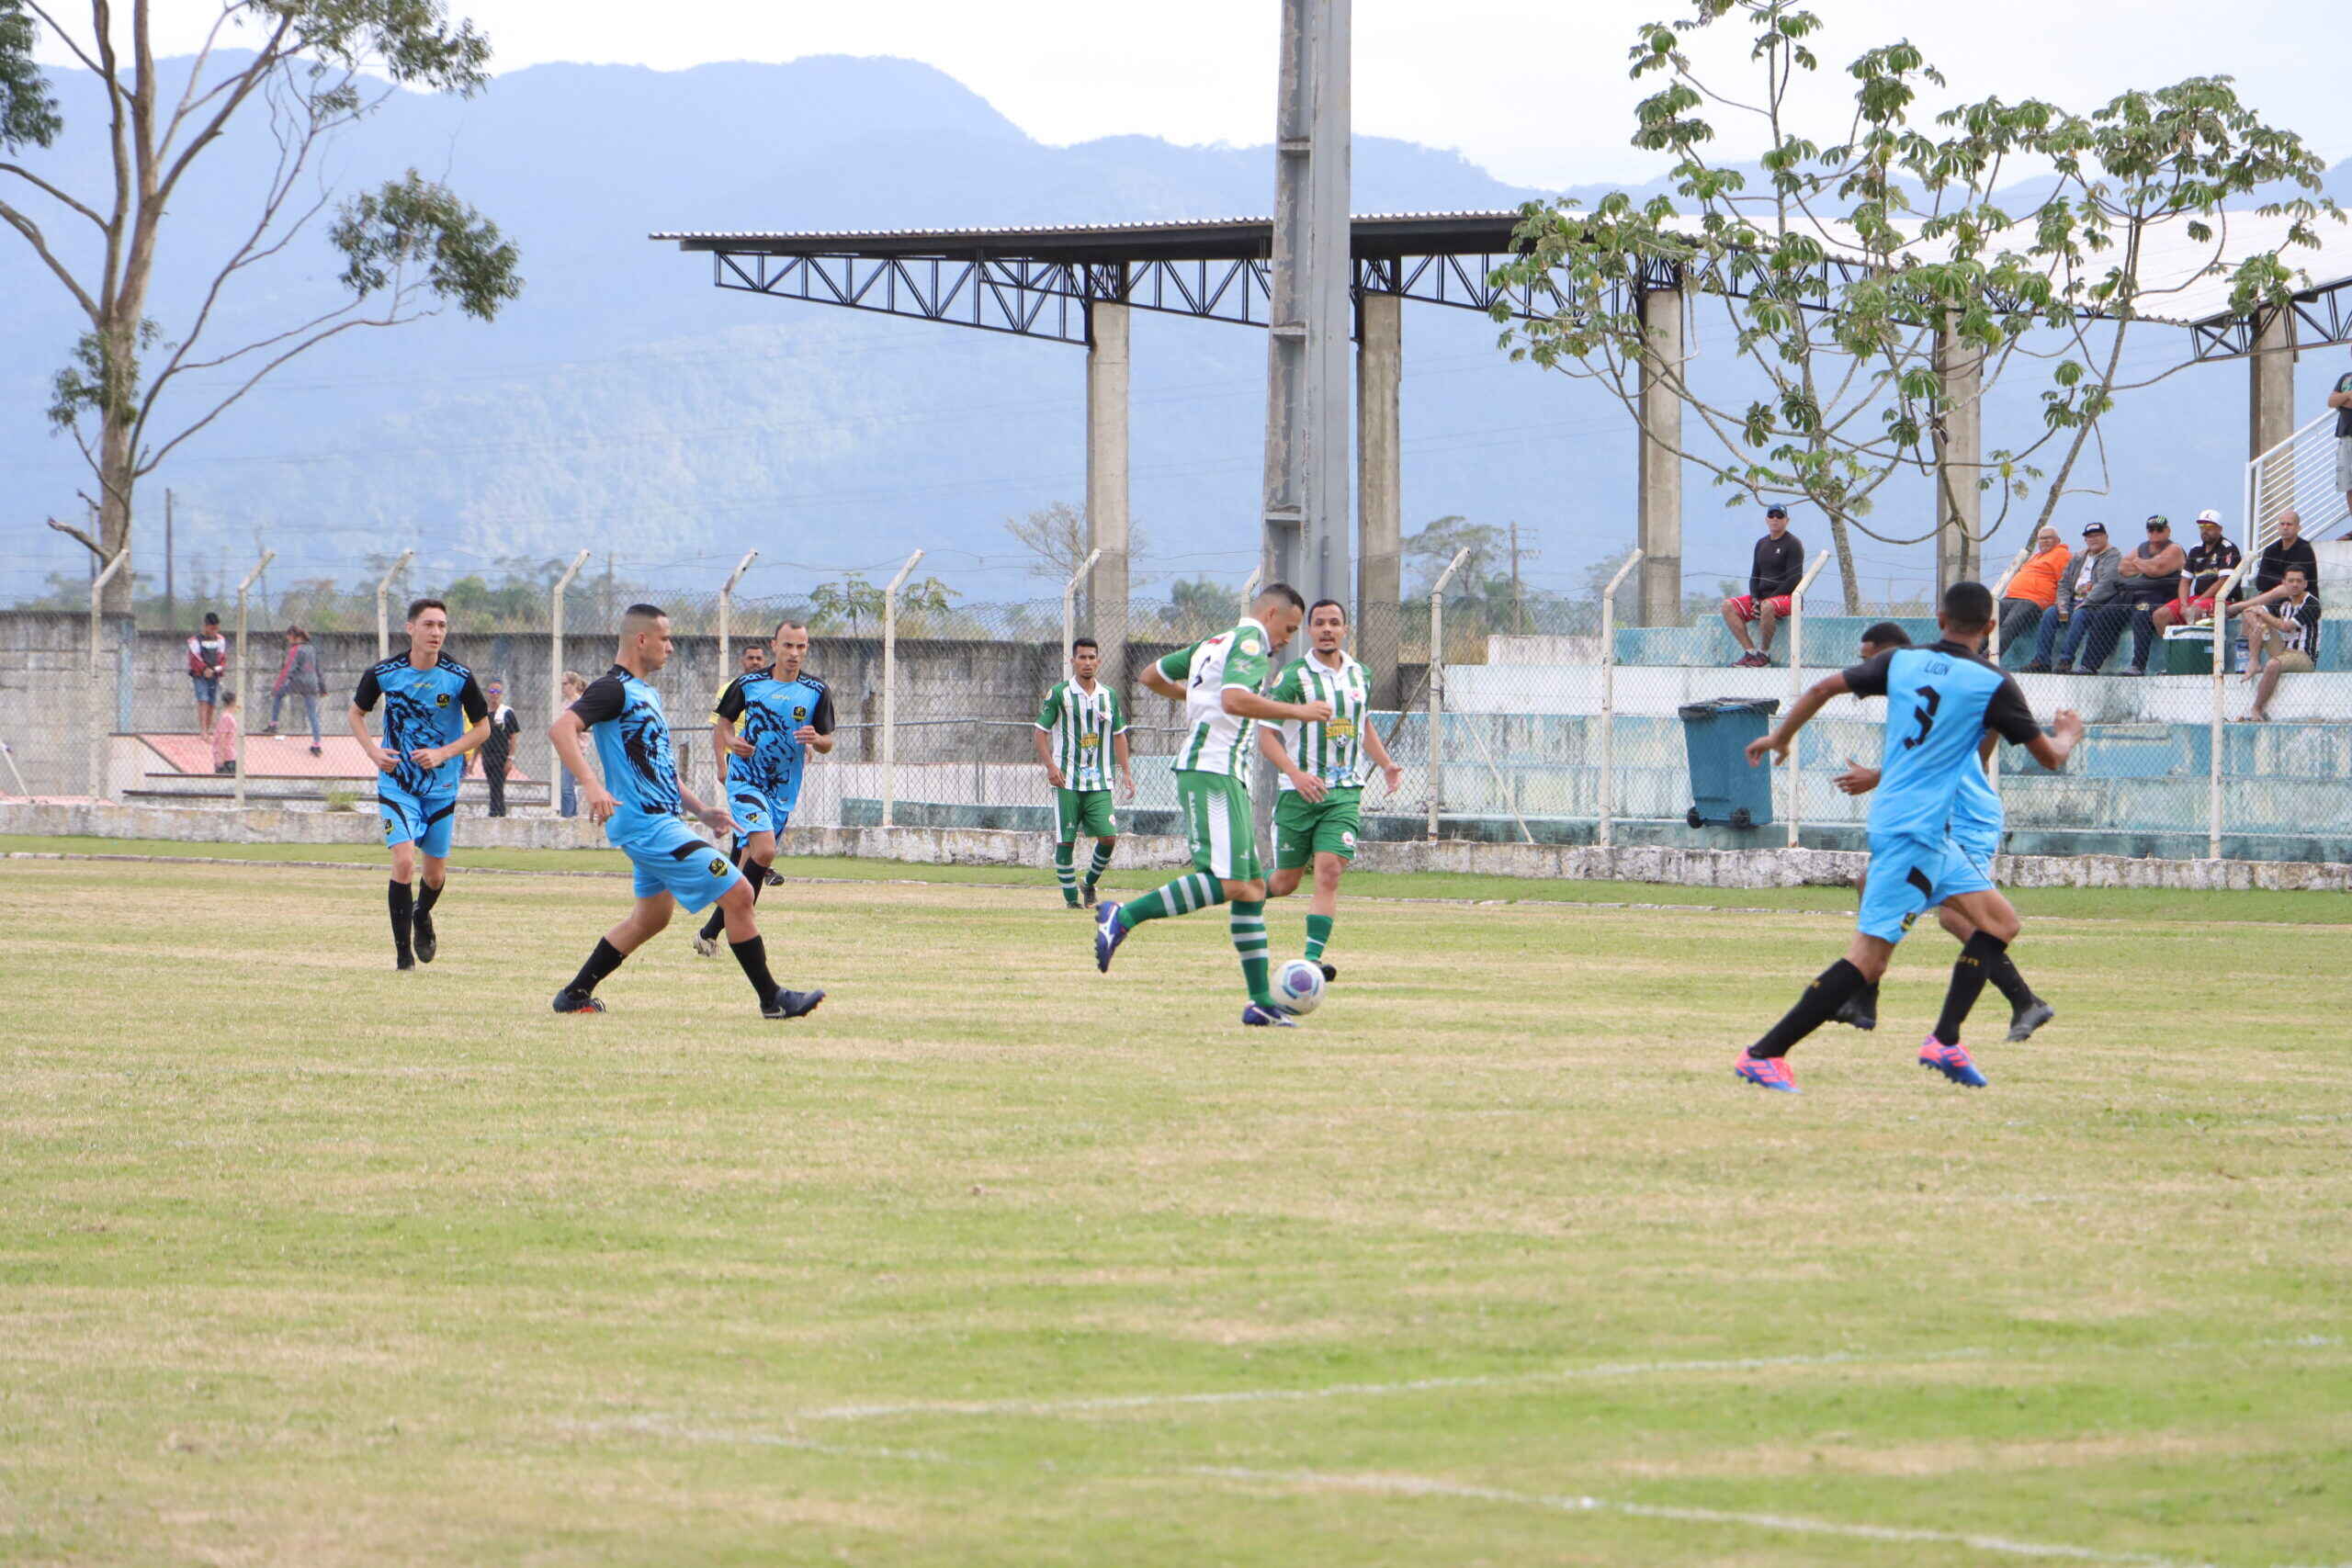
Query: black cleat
[[412, 911, 436, 964], [2006, 997, 2055, 1043], [1317, 962, 1338, 983], [1080, 881, 1099, 908], [551, 988, 605, 1014], [763, 988, 825, 1020], [763, 866, 786, 887]]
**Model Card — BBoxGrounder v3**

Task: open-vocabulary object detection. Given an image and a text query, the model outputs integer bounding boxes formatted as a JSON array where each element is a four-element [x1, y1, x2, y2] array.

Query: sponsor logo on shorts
[[1340, 830, 1356, 849], [707, 856, 729, 876]]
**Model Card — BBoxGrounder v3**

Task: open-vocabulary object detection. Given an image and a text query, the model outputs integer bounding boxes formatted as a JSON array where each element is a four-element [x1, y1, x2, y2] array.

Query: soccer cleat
[[412, 910, 436, 964], [762, 988, 825, 1021], [1918, 1036, 1988, 1087], [1094, 901, 1129, 973], [763, 866, 786, 887], [690, 931, 718, 959], [1735, 1054, 1800, 1093], [2006, 998, 2056, 1043], [1317, 962, 1338, 983], [1080, 882, 1099, 908], [1241, 1003, 1298, 1028], [550, 987, 605, 1014]]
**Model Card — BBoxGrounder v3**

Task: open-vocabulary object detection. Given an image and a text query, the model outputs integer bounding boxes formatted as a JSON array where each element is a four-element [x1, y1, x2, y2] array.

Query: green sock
[[1055, 842, 1078, 905], [1304, 912, 1334, 963], [1084, 842, 1114, 886], [1230, 899, 1273, 1006], [1120, 871, 1225, 928]]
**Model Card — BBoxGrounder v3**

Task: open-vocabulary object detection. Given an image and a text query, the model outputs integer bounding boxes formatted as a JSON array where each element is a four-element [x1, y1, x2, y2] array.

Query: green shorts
[[1055, 786, 1117, 842], [1273, 786, 1363, 871], [1175, 770, 1261, 882]]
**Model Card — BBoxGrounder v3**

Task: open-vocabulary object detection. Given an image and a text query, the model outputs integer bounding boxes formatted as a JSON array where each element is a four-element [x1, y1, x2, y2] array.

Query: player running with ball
[[1255, 598, 1402, 979], [1092, 582, 1331, 1027], [1733, 582, 2081, 1092]]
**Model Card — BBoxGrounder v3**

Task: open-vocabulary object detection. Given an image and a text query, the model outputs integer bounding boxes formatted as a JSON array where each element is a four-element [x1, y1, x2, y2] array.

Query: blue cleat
[[1734, 1054, 1800, 1093], [1094, 900, 1130, 974], [1241, 1003, 1297, 1028], [1918, 1036, 1989, 1087]]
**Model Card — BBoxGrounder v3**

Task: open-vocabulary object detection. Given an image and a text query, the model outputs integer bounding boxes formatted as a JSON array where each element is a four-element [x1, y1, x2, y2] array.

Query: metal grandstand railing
[[2245, 410, 2351, 553]]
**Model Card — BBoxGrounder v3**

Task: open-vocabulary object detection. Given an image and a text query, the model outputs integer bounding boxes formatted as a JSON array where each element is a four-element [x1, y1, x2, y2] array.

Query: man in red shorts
[[1722, 504, 1806, 667], [2152, 508, 2242, 637]]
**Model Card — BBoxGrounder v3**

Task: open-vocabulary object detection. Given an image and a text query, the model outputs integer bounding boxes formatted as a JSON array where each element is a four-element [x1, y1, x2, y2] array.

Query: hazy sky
[[39, 0, 2346, 189]]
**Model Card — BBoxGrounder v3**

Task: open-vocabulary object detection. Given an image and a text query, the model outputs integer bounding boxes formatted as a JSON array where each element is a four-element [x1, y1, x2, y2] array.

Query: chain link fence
[[5, 547, 2348, 865]]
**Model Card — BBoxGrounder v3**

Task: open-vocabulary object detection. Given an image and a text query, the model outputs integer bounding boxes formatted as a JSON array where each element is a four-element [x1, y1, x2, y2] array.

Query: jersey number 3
[[1900, 685, 1941, 750]]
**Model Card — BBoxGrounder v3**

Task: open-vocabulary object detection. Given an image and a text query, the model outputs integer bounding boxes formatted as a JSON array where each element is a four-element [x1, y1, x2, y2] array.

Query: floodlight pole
[[1062, 548, 1102, 682], [880, 549, 923, 833], [375, 550, 413, 660], [87, 548, 129, 801], [233, 549, 275, 812], [1597, 548, 1644, 848], [1783, 549, 1829, 848], [549, 548, 591, 788], [1425, 546, 1470, 841]]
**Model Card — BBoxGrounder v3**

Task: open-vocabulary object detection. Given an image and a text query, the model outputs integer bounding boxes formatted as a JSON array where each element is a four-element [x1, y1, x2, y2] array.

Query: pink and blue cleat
[[1735, 1054, 1800, 1093], [1918, 1036, 1988, 1087]]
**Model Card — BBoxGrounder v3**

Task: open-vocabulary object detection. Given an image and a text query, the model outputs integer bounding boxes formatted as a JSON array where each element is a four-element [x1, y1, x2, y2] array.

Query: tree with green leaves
[[1487, 0, 2338, 611], [806, 573, 958, 637], [1, 1, 523, 614]]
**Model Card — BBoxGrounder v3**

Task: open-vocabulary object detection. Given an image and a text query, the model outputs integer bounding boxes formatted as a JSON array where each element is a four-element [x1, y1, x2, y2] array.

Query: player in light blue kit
[[1829, 625, 2056, 1043], [546, 604, 825, 1021], [1731, 583, 2082, 1093], [690, 619, 835, 957]]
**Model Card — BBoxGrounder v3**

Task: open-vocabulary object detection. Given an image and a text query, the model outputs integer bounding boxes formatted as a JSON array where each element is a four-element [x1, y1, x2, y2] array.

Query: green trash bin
[[1677, 697, 1781, 829]]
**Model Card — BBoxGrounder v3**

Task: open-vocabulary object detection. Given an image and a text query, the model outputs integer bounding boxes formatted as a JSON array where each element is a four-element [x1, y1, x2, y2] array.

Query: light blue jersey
[[1949, 746, 2004, 860], [1842, 642, 2040, 842]]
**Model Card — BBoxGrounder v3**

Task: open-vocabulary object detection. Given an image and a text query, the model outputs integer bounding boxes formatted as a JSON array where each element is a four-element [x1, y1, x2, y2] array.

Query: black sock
[[415, 879, 443, 919], [729, 933, 779, 1006], [1749, 959, 1868, 1058], [387, 878, 414, 959], [1986, 950, 2034, 1010], [1934, 931, 2008, 1043], [565, 938, 626, 998]]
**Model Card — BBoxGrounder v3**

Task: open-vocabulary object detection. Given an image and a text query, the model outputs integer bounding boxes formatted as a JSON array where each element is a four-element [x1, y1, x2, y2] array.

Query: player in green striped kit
[[1257, 599, 1403, 980], [1033, 637, 1135, 908], [1091, 583, 1332, 1027]]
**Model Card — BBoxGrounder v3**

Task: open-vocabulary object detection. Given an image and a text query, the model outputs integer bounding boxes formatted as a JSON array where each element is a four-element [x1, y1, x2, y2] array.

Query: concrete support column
[[2249, 308, 2296, 534], [1356, 290, 1403, 706], [1086, 300, 1131, 684], [1634, 282, 1684, 626], [1935, 318, 1984, 590]]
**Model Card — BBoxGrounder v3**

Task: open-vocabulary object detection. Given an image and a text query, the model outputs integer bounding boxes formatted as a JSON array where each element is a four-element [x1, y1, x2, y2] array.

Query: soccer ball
[[1273, 958, 1325, 1016]]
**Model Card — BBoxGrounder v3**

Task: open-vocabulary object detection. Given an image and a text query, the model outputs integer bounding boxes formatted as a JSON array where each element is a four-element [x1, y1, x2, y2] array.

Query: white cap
[[2196, 507, 2222, 524]]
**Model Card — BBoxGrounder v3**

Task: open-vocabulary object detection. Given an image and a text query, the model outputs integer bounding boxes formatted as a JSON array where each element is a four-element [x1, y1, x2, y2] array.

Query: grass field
[[4, 841, 2349, 1565]]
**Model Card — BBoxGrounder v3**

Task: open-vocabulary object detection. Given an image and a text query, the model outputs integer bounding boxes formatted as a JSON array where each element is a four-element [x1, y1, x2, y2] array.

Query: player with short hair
[[689, 619, 834, 956], [1827, 624, 2056, 1043], [348, 597, 491, 970], [1092, 583, 1332, 1027], [1255, 599, 1402, 979], [548, 604, 823, 1020], [1733, 582, 2082, 1092], [1035, 637, 1135, 908]]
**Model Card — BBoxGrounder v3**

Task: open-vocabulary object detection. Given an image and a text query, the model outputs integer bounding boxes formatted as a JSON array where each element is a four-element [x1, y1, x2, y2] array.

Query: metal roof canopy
[[653, 209, 2352, 362]]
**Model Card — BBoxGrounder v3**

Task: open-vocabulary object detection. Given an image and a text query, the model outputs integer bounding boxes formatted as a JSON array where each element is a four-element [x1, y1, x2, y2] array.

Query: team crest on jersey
[[794, 705, 808, 722], [707, 856, 729, 876], [434, 691, 450, 707]]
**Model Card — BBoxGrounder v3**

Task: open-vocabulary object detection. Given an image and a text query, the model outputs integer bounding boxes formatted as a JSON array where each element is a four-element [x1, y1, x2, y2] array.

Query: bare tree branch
[[0, 194, 100, 320], [0, 161, 107, 230], [45, 515, 106, 558]]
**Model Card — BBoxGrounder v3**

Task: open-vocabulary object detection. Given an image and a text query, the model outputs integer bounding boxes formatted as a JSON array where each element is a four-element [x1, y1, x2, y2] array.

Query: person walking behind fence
[[1997, 528, 2069, 652], [265, 626, 324, 755], [477, 680, 521, 817], [1035, 637, 1135, 909], [187, 612, 227, 735], [209, 691, 239, 774], [558, 671, 590, 818], [1722, 505, 1805, 667]]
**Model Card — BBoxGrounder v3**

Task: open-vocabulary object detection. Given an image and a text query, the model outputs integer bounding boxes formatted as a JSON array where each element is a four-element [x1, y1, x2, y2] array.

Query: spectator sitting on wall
[[2239, 510, 2322, 614], [187, 612, 227, 736], [1998, 526, 2070, 650], [2153, 510, 2243, 638], [265, 626, 325, 756], [1722, 504, 1805, 668], [2111, 514, 2187, 676], [2024, 522, 2121, 672], [210, 691, 239, 774], [2235, 567, 2324, 722]]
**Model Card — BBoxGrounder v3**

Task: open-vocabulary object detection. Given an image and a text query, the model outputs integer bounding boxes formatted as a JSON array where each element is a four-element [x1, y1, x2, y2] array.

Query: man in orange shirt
[[1997, 527, 2069, 652]]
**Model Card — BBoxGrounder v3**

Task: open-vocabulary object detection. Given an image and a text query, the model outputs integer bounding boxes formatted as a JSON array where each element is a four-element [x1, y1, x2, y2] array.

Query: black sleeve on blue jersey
[[714, 674, 748, 723], [458, 672, 490, 724], [810, 685, 836, 734], [570, 673, 627, 727], [1984, 675, 2041, 746], [353, 666, 381, 712], [1839, 649, 1896, 698]]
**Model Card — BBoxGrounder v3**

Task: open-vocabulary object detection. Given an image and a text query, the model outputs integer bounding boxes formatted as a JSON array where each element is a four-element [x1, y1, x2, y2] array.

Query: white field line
[[1192, 1466, 2208, 1568]]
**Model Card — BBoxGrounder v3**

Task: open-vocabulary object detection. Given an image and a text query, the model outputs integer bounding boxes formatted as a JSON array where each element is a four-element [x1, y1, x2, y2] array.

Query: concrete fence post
[[549, 549, 590, 792], [1783, 550, 1830, 849], [880, 549, 923, 832], [2210, 553, 2255, 858], [232, 549, 275, 812], [1597, 548, 1644, 848], [1062, 548, 1102, 682], [87, 550, 129, 800], [374, 550, 413, 660], [1425, 547, 1470, 841]]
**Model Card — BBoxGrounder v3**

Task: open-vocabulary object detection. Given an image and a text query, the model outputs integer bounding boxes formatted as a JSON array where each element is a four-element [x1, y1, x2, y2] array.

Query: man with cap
[[2152, 510, 2243, 641], [2111, 514, 2188, 675], [2023, 522, 2121, 673], [1721, 504, 1805, 667]]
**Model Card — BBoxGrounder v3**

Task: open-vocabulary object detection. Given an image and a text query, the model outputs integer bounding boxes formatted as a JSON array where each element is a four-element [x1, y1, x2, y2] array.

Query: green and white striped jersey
[[1269, 651, 1372, 790], [1034, 677, 1128, 790], [1155, 615, 1274, 779]]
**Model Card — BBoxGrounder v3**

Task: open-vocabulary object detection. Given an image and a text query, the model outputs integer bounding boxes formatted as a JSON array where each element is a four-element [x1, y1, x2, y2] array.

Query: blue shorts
[[608, 812, 744, 913], [726, 782, 793, 838], [378, 783, 457, 859], [1857, 831, 1996, 944], [190, 674, 220, 705]]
